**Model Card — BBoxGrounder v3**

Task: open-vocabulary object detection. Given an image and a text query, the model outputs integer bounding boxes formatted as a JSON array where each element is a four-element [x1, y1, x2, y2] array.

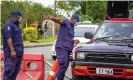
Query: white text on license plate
[[96, 68, 113, 75]]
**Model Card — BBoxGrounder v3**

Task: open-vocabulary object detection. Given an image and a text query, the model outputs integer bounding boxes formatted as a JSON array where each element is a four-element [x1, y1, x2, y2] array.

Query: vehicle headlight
[[76, 52, 85, 59], [131, 55, 133, 62]]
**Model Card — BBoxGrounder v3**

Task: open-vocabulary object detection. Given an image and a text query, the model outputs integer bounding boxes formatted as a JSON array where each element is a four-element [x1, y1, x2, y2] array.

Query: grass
[[24, 36, 56, 44]]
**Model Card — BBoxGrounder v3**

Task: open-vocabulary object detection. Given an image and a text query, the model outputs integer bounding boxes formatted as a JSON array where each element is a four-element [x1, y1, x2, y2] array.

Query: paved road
[[24, 46, 72, 80], [24, 46, 52, 59]]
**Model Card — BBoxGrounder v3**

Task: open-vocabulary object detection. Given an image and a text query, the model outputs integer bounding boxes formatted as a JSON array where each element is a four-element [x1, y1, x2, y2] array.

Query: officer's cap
[[11, 10, 22, 16], [71, 13, 80, 22]]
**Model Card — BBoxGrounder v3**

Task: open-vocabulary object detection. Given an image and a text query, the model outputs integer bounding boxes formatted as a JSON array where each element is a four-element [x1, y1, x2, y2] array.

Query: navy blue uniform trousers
[[55, 47, 71, 80], [3, 56, 22, 80]]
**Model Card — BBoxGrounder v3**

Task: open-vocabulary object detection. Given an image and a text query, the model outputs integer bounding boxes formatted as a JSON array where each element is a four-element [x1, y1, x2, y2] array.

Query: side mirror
[[84, 32, 94, 39]]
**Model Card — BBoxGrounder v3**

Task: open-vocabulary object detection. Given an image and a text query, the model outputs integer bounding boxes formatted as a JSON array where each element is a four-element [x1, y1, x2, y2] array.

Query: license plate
[[96, 68, 113, 75]]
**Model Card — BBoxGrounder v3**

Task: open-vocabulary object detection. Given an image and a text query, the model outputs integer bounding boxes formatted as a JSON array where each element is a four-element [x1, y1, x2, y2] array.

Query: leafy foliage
[[1, 1, 54, 28], [129, 2, 133, 9], [80, 15, 93, 22], [23, 27, 38, 42], [57, 1, 106, 23]]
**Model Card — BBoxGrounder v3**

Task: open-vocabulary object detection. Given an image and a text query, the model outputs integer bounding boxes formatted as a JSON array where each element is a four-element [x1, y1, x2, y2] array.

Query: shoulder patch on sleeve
[[7, 26, 11, 30]]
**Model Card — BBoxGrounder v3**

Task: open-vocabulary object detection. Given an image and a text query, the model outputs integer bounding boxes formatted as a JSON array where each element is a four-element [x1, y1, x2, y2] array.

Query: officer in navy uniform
[[46, 13, 80, 80], [2, 10, 24, 80]]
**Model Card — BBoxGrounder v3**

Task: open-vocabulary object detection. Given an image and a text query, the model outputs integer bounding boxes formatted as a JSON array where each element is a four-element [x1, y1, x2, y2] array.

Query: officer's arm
[[3, 25, 15, 52], [51, 17, 63, 24], [7, 38, 15, 52]]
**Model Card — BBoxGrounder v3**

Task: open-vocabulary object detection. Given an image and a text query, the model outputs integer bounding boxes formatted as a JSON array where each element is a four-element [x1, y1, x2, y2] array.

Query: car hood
[[74, 37, 90, 44], [78, 42, 133, 53]]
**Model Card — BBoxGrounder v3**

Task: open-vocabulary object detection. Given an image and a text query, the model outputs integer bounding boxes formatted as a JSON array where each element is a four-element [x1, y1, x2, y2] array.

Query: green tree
[[129, 2, 133, 9], [57, 1, 106, 23], [1, 1, 54, 27]]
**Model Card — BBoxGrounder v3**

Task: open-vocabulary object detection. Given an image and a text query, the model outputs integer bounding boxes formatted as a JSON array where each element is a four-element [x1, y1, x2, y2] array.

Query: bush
[[23, 27, 38, 42]]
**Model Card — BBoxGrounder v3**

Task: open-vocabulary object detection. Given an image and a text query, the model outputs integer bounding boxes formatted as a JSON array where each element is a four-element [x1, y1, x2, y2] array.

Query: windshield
[[94, 22, 133, 40], [74, 27, 95, 37]]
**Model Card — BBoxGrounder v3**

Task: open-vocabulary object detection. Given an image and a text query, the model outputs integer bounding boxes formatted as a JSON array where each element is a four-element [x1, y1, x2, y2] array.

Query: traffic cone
[[47, 59, 59, 80]]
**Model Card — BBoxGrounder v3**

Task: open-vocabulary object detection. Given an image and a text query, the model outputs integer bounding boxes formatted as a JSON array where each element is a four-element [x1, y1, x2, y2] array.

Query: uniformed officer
[[2, 10, 24, 80], [46, 13, 80, 80]]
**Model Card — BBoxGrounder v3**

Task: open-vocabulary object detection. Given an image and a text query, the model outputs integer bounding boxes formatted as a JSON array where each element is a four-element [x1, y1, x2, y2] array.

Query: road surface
[[24, 46, 72, 80]]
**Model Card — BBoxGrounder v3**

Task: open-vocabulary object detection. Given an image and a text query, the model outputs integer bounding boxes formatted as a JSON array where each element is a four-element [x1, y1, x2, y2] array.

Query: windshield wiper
[[94, 35, 121, 41], [121, 38, 133, 42], [120, 38, 133, 47]]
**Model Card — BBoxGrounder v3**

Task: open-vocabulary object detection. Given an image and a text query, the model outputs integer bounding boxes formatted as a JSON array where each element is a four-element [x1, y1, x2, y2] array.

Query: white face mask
[[18, 17, 22, 22], [74, 22, 79, 26]]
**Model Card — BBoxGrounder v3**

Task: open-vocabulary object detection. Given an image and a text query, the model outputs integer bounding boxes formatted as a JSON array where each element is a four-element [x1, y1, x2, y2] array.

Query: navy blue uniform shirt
[[2, 19, 24, 57], [55, 19, 74, 51]]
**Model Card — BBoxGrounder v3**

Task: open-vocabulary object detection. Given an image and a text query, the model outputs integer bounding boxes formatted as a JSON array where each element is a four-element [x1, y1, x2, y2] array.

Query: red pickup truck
[[71, 1, 133, 80]]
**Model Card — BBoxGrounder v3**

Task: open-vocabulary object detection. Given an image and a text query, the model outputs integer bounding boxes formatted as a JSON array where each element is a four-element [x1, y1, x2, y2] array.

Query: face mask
[[18, 17, 22, 22], [74, 22, 79, 26]]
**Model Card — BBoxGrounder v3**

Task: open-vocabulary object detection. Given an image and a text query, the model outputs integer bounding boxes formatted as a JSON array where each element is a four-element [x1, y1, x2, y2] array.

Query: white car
[[82, 21, 92, 24], [51, 24, 99, 60]]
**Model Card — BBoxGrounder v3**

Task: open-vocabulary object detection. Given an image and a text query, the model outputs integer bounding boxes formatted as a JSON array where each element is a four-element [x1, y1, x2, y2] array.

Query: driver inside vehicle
[[95, 22, 133, 40], [108, 27, 117, 34], [104, 25, 120, 36]]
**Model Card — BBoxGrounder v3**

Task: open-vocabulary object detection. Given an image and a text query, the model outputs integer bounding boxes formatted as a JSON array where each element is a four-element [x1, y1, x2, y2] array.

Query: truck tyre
[[72, 76, 92, 80]]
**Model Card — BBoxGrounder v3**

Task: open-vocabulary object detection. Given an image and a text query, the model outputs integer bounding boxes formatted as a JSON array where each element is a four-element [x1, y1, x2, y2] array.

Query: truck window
[[94, 22, 133, 40]]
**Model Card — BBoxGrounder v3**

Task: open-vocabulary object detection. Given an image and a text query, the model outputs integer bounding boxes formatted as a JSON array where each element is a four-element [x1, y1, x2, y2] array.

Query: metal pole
[[54, 0, 57, 17], [26, 20, 27, 28], [52, 0, 57, 36]]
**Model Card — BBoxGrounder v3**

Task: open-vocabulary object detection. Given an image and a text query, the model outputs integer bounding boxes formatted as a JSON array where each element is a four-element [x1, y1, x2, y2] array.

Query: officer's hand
[[46, 16, 53, 20], [74, 39, 80, 44], [11, 50, 16, 59]]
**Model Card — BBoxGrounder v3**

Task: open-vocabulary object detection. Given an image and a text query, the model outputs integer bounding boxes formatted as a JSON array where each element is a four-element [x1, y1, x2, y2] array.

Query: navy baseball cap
[[11, 10, 22, 16], [71, 13, 80, 22]]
